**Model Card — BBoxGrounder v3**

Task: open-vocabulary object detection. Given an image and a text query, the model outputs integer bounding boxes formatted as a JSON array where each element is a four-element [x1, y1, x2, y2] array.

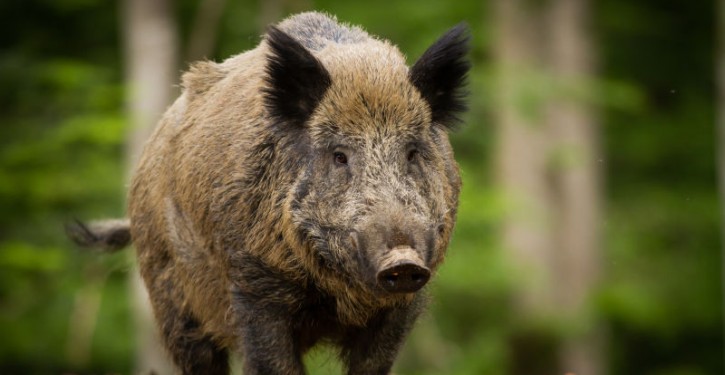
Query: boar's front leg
[[341, 296, 426, 375], [233, 292, 306, 375], [159, 305, 230, 375], [143, 274, 230, 375], [230, 256, 306, 375]]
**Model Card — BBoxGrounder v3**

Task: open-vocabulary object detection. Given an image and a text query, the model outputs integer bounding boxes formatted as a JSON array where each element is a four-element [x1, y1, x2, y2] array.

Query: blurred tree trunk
[[493, 0, 555, 317], [65, 262, 107, 368], [493, 0, 603, 373], [492, 1, 559, 371], [122, 0, 178, 373], [546, 0, 604, 374], [492, 0, 551, 317]]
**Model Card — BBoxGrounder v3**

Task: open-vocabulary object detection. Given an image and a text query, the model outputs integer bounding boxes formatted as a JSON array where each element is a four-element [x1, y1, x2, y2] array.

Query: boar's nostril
[[384, 272, 399, 284], [377, 262, 430, 294], [411, 272, 426, 282]]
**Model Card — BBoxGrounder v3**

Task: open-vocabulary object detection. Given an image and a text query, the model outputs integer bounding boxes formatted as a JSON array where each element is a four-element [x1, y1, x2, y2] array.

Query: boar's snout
[[376, 246, 430, 293]]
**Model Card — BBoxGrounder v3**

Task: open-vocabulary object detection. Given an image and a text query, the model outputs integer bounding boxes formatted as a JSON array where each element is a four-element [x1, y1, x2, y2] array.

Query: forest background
[[0, 0, 721, 374]]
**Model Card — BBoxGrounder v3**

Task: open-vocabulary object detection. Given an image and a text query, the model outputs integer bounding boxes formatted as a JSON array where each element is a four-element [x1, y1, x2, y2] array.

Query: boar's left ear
[[264, 26, 332, 127], [409, 23, 471, 130]]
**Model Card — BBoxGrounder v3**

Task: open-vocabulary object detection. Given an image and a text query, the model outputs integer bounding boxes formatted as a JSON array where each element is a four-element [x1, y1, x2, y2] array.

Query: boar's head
[[265, 25, 470, 296]]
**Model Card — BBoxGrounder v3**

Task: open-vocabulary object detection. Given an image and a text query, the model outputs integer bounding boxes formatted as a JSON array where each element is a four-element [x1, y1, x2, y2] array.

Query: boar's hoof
[[377, 262, 430, 293]]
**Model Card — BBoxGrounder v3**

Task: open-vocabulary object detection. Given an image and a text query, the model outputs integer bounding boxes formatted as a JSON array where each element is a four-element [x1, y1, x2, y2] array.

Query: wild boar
[[68, 11, 469, 375]]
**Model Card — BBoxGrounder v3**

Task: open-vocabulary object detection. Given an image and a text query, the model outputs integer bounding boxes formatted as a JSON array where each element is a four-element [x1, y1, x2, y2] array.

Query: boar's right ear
[[264, 26, 332, 127], [409, 23, 471, 130]]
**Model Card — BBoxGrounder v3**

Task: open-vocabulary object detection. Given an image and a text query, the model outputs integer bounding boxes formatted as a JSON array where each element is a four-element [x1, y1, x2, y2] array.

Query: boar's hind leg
[[153, 289, 229, 375], [341, 299, 425, 375]]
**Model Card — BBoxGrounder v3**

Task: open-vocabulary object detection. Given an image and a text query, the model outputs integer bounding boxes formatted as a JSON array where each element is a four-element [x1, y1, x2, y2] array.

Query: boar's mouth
[[299, 225, 433, 295], [301, 225, 373, 284]]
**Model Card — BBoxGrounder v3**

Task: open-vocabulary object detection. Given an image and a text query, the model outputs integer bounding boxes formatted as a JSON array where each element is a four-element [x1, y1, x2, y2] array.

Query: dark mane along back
[[276, 12, 370, 51]]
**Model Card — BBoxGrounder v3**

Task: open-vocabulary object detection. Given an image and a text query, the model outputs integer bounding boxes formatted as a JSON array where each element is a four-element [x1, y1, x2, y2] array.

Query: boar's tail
[[65, 218, 132, 252]]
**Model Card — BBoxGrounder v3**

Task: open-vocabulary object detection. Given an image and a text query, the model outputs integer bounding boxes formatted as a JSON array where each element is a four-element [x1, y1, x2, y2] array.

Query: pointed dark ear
[[409, 23, 471, 130], [264, 26, 332, 126]]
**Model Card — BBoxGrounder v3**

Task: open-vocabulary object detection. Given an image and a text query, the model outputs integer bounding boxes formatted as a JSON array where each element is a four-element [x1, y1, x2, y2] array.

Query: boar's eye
[[407, 149, 419, 163], [333, 151, 348, 165]]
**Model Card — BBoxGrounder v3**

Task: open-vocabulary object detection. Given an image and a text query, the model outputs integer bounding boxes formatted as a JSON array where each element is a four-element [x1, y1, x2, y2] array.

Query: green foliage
[[0, 2, 126, 372]]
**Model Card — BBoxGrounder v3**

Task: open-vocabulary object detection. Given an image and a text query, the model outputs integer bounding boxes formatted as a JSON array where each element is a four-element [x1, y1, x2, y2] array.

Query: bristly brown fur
[[182, 60, 227, 99], [74, 11, 471, 375]]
